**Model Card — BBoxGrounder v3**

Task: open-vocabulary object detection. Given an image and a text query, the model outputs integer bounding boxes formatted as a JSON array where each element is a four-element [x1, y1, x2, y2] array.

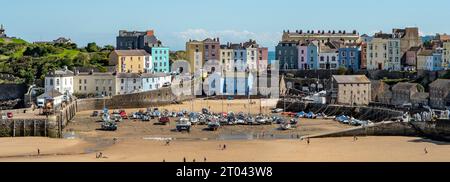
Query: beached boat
[[246, 116, 258, 125], [176, 117, 192, 132], [296, 111, 305, 118], [189, 112, 199, 125], [101, 121, 117, 131], [207, 121, 220, 131], [255, 116, 271, 125], [279, 122, 292, 130], [305, 112, 317, 119]]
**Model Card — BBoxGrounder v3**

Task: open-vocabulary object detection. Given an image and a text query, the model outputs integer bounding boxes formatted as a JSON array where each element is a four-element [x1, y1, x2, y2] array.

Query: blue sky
[[1, 0, 450, 50]]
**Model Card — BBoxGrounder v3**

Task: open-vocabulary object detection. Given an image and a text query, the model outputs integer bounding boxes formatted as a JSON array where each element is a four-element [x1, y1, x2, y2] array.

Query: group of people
[[175, 157, 207, 162]]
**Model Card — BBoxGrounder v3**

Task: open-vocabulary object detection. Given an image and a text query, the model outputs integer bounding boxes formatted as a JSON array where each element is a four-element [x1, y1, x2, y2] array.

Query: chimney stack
[[146, 30, 154, 36]]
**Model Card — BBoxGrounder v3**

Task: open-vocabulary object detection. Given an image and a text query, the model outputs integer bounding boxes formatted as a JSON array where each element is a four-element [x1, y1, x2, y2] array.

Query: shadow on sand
[[408, 138, 450, 145]]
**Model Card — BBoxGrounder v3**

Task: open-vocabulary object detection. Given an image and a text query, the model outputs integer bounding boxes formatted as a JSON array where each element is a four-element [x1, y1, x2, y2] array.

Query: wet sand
[[3, 99, 449, 162], [1, 136, 449, 162]]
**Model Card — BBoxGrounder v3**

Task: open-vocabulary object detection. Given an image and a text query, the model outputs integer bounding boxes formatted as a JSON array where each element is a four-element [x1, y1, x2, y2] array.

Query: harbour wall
[[307, 121, 418, 138], [277, 101, 403, 122], [75, 87, 194, 112], [0, 100, 77, 138], [0, 87, 192, 138]]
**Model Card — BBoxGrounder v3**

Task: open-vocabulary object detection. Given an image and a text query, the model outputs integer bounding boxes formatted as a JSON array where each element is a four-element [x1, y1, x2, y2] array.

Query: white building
[[116, 73, 143, 95], [37, 89, 65, 109], [246, 47, 258, 71], [141, 72, 172, 91], [366, 33, 401, 71], [45, 66, 74, 96], [318, 50, 339, 70], [116, 72, 172, 95]]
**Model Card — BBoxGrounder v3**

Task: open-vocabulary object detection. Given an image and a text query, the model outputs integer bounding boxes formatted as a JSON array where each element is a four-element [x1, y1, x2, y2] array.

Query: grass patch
[[381, 78, 411, 85]]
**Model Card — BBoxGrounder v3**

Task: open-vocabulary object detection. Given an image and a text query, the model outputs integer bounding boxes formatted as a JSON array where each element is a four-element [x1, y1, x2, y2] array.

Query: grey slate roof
[[333, 75, 370, 84], [112, 50, 150, 56], [392, 82, 418, 91]]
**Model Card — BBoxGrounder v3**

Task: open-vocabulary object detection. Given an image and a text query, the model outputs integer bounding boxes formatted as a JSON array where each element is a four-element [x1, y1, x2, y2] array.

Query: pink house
[[297, 44, 308, 70], [258, 47, 268, 71], [405, 46, 422, 69]]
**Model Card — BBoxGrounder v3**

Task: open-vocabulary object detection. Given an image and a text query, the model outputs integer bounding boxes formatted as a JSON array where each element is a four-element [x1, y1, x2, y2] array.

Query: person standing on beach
[[204, 157, 207, 162], [424, 147, 428, 154], [37, 149, 40, 156], [165, 139, 171, 146], [183, 157, 186, 162], [223, 144, 227, 150], [307, 138, 310, 145]]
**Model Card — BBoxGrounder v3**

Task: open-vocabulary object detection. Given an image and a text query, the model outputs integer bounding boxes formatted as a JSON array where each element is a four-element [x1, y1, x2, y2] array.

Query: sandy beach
[[0, 136, 449, 162], [2, 99, 450, 162]]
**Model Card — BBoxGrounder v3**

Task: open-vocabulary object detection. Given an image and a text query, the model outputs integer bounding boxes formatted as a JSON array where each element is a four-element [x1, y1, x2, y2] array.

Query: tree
[[74, 53, 90, 67], [337, 67, 347, 75], [102, 45, 115, 52], [86, 42, 100, 52]]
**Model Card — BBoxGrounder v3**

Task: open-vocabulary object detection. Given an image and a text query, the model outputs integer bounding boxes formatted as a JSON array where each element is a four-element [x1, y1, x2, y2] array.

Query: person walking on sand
[[223, 144, 227, 150], [165, 139, 171, 146], [424, 147, 428, 154], [307, 138, 310, 145], [37, 148, 40, 156]]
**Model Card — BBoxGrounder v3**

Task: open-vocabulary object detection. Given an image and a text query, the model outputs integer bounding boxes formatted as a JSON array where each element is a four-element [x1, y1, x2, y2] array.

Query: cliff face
[[0, 84, 27, 109]]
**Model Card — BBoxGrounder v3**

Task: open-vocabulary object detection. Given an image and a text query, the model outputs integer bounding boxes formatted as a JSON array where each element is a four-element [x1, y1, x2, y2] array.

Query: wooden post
[[33, 120, 36, 136], [59, 112, 62, 138]]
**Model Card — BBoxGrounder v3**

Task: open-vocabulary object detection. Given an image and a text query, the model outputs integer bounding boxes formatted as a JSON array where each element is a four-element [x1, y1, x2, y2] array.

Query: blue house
[[151, 47, 170, 73], [428, 52, 444, 71], [338, 45, 361, 71], [307, 43, 319, 70], [276, 41, 299, 70], [220, 72, 254, 96]]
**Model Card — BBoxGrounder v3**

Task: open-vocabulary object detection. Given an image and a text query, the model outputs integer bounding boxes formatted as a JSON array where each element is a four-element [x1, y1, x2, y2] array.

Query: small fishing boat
[[207, 121, 220, 131], [176, 117, 192, 132], [279, 122, 292, 130]]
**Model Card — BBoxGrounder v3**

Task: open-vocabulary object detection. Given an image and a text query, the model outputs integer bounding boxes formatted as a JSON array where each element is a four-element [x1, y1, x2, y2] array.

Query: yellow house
[[73, 71, 117, 97], [417, 49, 433, 71], [443, 42, 450, 68], [186, 40, 204, 72], [109, 50, 151, 73]]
